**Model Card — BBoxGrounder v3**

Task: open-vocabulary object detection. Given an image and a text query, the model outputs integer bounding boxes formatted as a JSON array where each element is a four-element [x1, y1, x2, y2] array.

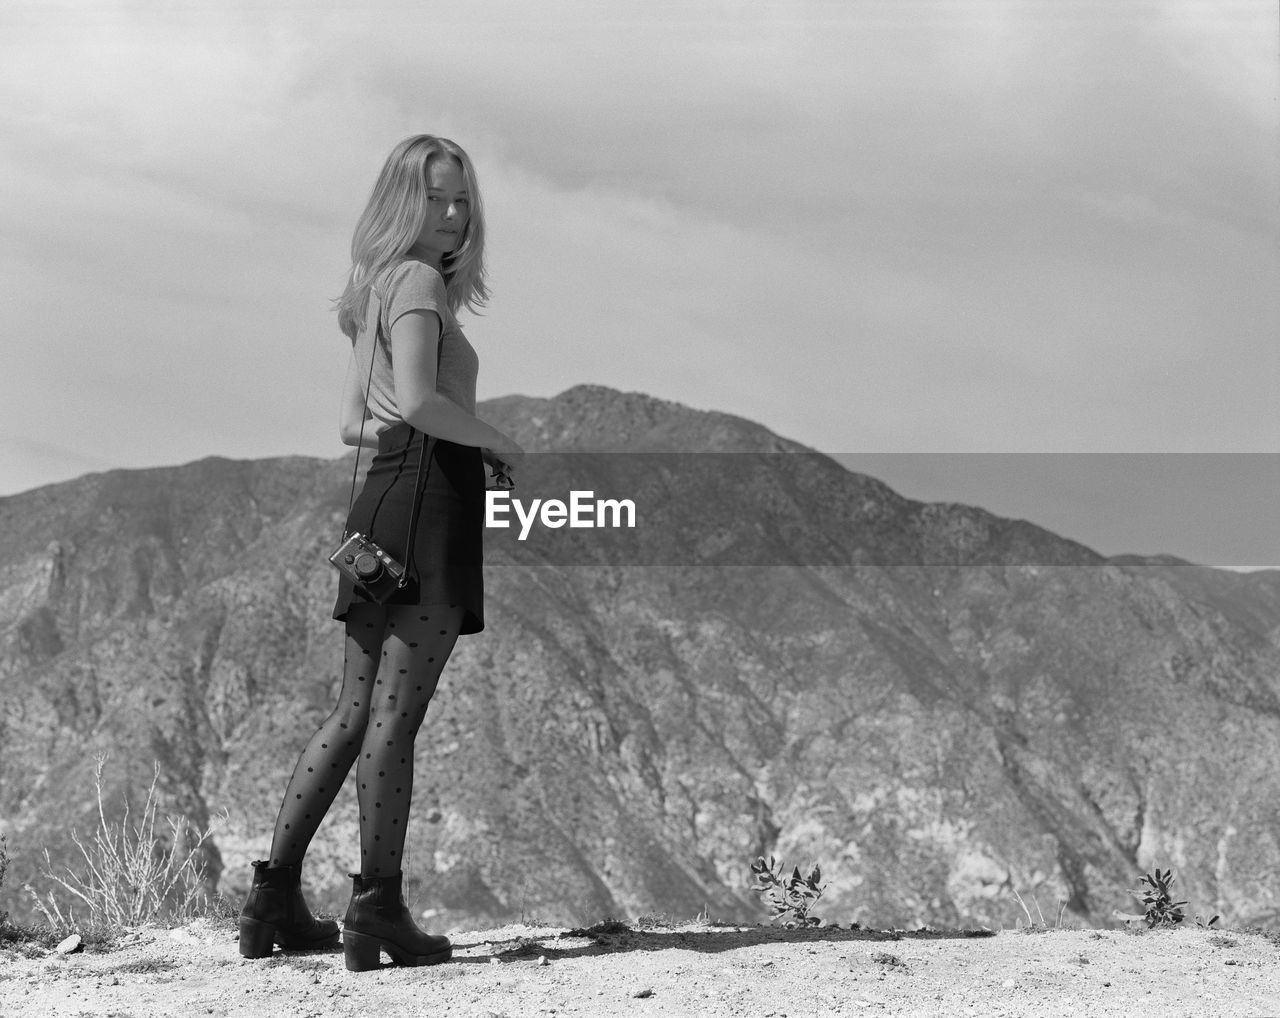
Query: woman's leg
[[356, 602, 465, 877], [239, 605, 387, 957], [267, 602, 387, 867]]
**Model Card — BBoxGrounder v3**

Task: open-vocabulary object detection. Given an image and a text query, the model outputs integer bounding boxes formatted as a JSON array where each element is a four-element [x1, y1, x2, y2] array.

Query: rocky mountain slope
[[2, 385, 1278, 931]]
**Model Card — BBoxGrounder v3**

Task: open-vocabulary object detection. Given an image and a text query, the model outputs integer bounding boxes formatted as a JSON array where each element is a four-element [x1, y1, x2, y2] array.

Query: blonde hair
[[335, 135, 489, 339]]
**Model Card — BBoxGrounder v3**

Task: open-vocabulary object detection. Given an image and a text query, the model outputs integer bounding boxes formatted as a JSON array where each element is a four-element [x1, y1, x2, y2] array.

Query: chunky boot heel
[[342, 872, 452, 972], [238, 916, 277, 959], [342, 930, 384, 972], [238, 860, 340, 957]]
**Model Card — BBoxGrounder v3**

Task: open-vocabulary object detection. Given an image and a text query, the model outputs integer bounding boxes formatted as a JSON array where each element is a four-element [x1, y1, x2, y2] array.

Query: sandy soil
[[2, 915, 1278, 1017]]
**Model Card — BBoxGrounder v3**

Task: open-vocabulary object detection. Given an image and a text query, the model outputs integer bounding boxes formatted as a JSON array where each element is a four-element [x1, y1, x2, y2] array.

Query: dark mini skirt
[[332, 422, 485, 634]]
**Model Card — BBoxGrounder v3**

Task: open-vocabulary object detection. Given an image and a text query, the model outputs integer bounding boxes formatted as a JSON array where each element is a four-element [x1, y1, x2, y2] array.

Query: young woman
[[238, 135, 523, 972]]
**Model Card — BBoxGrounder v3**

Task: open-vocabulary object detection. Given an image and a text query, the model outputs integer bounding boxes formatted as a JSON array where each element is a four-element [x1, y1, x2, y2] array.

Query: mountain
[[2, 385, 1279, 930]]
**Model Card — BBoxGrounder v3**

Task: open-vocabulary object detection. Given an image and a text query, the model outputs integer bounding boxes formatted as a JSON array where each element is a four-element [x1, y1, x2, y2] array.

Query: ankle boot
[[238, 860, 341, 958], [341, 871, 452, 971]]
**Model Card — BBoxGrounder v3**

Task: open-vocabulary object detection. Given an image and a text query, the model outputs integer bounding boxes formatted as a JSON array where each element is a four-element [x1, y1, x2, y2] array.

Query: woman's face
[[410, 156, 470, 267]]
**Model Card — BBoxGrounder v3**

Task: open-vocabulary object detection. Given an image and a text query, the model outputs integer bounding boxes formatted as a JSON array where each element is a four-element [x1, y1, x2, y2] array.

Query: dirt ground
[[2, 915, 1278, 1017]]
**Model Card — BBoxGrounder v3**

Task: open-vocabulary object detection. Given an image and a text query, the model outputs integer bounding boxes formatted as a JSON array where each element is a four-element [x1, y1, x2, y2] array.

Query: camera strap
[[342, 281, 440, 589], [399, 435, 435, 587]]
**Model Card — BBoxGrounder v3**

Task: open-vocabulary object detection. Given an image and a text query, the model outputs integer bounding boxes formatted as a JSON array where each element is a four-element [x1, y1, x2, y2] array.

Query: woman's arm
[[339, 350, 382, 448], [390, 309, 523, 461]]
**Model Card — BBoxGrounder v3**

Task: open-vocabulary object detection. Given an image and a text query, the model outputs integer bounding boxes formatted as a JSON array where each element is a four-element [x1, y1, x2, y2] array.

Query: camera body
[[329, 531, 408, 603]]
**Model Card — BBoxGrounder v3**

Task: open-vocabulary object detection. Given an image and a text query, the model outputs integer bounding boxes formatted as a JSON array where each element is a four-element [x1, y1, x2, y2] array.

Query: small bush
[[1, 833, 8, 914], [750, 855, 827, 927], [1128, 868, 1186, 928], [25, 755, 226, 936], [0, 832, 9, 930]]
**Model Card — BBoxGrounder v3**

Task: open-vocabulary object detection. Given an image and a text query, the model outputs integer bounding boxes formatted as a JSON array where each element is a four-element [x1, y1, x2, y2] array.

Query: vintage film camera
[[329, 531, 408, 603]]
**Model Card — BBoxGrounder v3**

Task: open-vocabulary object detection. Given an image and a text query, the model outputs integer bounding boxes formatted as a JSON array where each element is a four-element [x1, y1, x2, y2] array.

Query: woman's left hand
[[482, 447, 516, 490]]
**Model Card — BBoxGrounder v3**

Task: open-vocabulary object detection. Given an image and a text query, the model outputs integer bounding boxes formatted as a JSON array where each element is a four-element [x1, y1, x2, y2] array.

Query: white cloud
[[0, 0, 1276, 503], [1155, 0, 1279, 126]]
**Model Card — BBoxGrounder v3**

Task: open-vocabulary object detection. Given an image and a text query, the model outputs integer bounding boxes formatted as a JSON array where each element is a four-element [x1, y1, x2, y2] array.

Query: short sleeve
[[379, 260, 449, 334]]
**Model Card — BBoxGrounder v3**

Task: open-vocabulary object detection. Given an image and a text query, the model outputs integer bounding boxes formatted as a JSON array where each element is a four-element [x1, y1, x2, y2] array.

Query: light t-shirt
[[352, 259, 479, 430]]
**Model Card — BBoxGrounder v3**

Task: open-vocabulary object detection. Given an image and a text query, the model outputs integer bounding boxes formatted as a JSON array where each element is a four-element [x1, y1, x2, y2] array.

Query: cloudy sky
[[1, 1, 1276, 565]]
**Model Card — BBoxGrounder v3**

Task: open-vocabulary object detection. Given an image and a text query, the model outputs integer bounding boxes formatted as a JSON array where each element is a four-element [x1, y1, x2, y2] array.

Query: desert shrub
[[26, 755, 226, 935], [1124, 867, 1219, 929], [750, 855, 827, 927], [0, 832, 8, 926], [1128, 868, 1187, 928]]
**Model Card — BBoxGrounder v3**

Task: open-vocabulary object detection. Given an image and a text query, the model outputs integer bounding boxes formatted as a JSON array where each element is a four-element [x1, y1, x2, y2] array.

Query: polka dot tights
[[267, 601, 464, 877]]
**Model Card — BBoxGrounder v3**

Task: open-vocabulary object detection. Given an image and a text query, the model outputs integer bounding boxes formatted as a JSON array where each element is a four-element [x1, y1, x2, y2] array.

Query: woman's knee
[[367, 702, 429, 743], [324, 697, 373, 739]]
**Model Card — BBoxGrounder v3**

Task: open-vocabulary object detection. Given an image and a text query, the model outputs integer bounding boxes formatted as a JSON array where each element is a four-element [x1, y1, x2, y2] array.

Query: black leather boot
[[238, 860, 341, 958], [341, 871, 452, 971]]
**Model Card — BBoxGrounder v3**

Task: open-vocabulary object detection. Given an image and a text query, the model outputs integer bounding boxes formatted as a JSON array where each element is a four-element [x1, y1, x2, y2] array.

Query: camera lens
[[353, 553, 383, 580]]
